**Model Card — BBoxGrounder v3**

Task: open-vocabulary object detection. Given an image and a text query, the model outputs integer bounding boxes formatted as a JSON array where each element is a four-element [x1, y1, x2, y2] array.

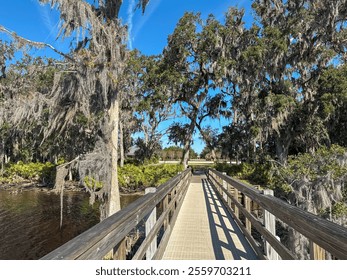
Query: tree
[[118, 50, 144, 167], [163, 13, 230, 167], [317, 65, 347, 147], [161, 146, 183, 160], [216, 1, 347, 164], [134, 54, 173, 163], [1, 0, 150, 220], [167, 123, 194, 167], [199, 146, 210, 160], [247, 0, 347, 164], [189, 148, 198, 159], [160, 146, 196, 160], [0, 51, 59, 164]]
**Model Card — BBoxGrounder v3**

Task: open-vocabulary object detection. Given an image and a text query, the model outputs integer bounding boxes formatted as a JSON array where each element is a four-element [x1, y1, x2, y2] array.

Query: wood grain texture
[[209, 169, 347, 260], [41, 169, 191, 260]]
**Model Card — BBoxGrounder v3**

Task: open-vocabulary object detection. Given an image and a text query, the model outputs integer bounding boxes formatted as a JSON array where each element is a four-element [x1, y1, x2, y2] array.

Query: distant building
[[126, 146, 139, 157]]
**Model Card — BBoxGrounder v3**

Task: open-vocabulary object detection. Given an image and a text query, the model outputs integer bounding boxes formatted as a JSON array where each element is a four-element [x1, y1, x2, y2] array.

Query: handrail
[[41, 168, 192, 260], [207, 169, 347, 260]]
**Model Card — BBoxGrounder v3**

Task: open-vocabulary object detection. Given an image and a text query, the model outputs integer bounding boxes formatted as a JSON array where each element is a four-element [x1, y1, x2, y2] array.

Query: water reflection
[[0, 190, 141, 260]]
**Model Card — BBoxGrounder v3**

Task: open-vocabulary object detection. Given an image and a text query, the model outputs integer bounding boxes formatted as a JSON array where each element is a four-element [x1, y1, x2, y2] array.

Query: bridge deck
[[162, 173, 258, 260]]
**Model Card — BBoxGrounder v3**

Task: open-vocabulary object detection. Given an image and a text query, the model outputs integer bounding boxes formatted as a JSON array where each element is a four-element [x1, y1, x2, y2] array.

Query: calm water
[[0, 190, 141, 259]]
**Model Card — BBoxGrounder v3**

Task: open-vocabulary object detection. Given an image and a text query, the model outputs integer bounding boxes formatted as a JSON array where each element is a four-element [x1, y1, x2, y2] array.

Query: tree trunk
[[0, 141, 4, 175], [195, 123, 217, 161], [182, 141, 190, 169], [275, 132, 292, 166], [119, 118, 125, 167], [106, 95, 121, 217], [181, 121, 195, 169], [0, 155, 3, 176], [210, 149, 216, 162]]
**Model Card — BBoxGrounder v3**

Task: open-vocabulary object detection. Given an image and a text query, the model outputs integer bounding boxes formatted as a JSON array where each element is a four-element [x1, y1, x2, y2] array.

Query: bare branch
[[0, 25, 75, 62]]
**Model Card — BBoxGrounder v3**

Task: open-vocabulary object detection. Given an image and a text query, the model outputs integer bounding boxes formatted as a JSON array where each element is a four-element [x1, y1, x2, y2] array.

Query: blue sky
[[0, 0, 254, 154]]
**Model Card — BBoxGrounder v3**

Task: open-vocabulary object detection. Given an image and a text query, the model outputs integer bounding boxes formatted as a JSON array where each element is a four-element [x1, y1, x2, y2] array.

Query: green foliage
[[188, 163, 214, 173], [263, 26, 288, 53], [269, 145, 347, 198], [274, 145, 347, 182], [143, 155, 159, 165], [2, 161, 56, 184], [118, 164, 144, 190], [118, 164, 184, 190], [134, 138, 162, 164], [212, 146, 347, 197], [161, 146, 198, 160], [331, 202, 347, 218], [214, 162, 271, 186], [83, 176, 104, 191], [75, 112, 89, 126]]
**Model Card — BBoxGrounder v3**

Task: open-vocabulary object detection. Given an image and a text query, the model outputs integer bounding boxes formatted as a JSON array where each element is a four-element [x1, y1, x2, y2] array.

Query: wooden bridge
[[41, 168, 347, 260]]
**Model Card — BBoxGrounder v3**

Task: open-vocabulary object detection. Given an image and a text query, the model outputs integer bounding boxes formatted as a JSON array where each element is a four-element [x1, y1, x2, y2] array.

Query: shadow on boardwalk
[[201, 178, 258, 260], [162, 173, 257, 260]]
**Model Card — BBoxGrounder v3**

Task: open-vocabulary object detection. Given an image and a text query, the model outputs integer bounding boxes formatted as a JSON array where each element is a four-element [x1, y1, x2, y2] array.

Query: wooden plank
[[163, 195, 169, 230], [209, 169, 347, 260], [208, 176, 294, 260], [245, 196, 251, 234], [153, 224, 172, 260], [138, 171, 190, 260], [222, 172, 228, 201], [41, 169, 191, 260], [133, 203, 170, 260], [113, 238, 126, 260], [310, 241, 326, 260], [208, 179, 266, 260], [233, 189, 239, 219], [153, 177, 190, 260], [227, 183, 232, 208]]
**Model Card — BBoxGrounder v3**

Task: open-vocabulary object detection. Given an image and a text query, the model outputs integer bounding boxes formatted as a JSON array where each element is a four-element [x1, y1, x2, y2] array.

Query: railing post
[[163, 194, 169, 230], [234, 187, 239, 219], [113, 239, 127, 260], [245, 196, 251, 233], [263, 189, 280, 260], [145, 187, 157, 260], [252, 185, 261, 218], [222, 172, 228, 200], [310, 241, 326, 260], [227, 182, 232, 208]]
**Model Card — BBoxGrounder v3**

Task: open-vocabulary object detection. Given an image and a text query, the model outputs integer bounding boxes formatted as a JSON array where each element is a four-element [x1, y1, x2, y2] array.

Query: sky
[[0, 0, 254, 154]]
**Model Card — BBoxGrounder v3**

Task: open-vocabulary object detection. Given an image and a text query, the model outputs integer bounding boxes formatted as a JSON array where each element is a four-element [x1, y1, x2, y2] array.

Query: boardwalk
[[162, 172, 258, 260]]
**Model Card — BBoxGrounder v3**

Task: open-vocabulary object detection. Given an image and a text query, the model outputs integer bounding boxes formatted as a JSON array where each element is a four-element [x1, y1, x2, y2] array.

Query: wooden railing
[[41, 168, 192, 260], [207, 169, 347, 260]]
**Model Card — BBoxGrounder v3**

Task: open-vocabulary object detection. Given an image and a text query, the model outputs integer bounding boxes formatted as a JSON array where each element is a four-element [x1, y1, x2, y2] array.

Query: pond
[[0, 190, 141, 260]]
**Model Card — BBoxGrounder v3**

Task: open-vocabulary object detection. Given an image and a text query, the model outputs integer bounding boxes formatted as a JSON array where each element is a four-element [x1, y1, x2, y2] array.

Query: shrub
[[84, 176, 104, 191], [118, 164, 144, 190], [214, 162, 271, 186], [118, 163, 184, 190], [3, 161, 56, 184]]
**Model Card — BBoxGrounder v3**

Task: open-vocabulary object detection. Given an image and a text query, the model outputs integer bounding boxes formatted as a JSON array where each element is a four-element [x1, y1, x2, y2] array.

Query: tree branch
[[0, 25, 75, 63]]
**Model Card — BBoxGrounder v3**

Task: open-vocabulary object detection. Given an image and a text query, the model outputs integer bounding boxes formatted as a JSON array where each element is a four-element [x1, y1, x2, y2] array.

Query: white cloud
[[126, 0, 136, 50], [131, 0, 163, 47], [35, 1, 59, 41]]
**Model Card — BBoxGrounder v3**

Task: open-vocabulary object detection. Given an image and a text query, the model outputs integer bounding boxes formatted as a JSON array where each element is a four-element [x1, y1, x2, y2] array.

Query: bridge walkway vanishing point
[[162, 172, 257, 260]]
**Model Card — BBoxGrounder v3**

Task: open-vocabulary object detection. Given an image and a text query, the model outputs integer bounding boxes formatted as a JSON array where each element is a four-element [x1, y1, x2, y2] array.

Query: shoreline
[[0, 180, 145, 195]]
